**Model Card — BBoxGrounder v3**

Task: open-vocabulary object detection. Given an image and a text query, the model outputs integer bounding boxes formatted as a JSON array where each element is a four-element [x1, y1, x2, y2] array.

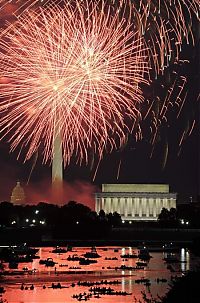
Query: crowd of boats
[[0, 243, 185, 272], [0, 242, 186, 301]]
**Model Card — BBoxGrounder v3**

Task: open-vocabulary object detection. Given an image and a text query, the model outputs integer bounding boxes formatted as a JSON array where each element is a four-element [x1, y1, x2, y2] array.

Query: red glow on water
[[2, 246, 181, 303]]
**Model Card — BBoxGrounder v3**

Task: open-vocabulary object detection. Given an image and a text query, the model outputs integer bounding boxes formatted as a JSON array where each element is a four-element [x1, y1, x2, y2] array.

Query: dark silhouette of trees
[[0, 201, 121, 239], [157, 204, 200, 228], [158, 207, 178, 227]]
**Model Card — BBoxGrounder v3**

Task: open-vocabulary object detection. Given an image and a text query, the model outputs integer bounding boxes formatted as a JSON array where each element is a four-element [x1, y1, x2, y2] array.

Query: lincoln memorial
[[95, 184, 176, 221]]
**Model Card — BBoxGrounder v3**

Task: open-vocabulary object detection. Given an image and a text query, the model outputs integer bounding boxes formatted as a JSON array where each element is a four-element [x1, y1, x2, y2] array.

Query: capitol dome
[[10, 181, 26, 205]]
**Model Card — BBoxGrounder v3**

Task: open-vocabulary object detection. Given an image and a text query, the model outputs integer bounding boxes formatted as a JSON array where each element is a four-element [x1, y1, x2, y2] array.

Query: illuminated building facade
[[10, 181, 26, 205], [95, 184, 176, 221]]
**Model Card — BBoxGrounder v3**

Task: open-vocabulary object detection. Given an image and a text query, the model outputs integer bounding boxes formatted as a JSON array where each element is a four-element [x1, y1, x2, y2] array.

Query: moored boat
[[83, 247, 101, 259]]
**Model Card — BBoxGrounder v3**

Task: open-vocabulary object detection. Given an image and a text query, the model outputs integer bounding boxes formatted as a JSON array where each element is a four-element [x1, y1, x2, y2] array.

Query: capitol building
[[95, 184, 176, 221], [10, 181, 26, 205]]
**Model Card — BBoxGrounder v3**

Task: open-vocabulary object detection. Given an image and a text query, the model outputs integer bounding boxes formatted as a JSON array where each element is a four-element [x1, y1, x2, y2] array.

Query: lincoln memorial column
[[156, 198, 161, 216], [95, 197, 101, 213], [120, 197, 125, 217], [116, 198, 121, 214], [135, 198, 139, 217], [127, 197, 132, 217], [131, 197, 135, 218], [153, 198, 157, 218], [146, 197, 149, 218], [124, 198, 128, 218], [139, 198, 142, 218]]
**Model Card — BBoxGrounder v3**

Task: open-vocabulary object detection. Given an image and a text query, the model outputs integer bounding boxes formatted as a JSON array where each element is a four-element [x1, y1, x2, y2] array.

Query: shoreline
[[1, 226, 200, 247]]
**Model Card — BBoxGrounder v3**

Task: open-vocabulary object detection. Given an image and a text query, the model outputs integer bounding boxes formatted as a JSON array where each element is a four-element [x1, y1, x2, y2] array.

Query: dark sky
[[0, 1, 199, 207]]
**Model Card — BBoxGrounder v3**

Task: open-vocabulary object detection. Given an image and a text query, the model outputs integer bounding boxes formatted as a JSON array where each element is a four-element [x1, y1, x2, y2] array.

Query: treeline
[[0, 201, 122, 238], [158, 203, 200, 228]]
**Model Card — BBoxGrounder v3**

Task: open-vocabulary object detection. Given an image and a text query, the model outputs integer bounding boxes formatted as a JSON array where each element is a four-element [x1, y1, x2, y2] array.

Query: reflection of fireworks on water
[[0, 1, 149, 166], [0, 0, 199, 176]]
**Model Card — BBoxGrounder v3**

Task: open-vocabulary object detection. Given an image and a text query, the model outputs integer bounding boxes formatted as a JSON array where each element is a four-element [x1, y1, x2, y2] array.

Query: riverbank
[[1, 226, 200, 247]]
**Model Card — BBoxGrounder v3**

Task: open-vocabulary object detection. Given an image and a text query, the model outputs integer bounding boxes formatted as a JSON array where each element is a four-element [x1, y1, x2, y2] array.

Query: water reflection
[[180, 248, 190, 272], [1, 246, 199, 303]]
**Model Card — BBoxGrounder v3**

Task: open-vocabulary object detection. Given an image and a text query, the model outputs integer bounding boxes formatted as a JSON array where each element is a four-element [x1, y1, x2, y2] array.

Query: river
[[1, 246, 200, 303]]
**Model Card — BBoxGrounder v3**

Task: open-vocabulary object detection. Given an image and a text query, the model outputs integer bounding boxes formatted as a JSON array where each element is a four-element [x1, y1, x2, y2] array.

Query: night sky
[[0, 1, 199, 207]]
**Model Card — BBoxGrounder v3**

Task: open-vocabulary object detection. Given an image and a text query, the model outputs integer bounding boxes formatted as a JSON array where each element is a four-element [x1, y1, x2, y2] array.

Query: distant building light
[[32, 219, 36, 223], [25, 219, 29, 222], [35, 210, 39, 214]]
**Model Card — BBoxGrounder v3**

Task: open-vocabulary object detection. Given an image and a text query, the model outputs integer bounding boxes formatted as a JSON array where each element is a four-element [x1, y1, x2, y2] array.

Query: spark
[[0, 1, 149, 166], [0, 0, 199, 172]]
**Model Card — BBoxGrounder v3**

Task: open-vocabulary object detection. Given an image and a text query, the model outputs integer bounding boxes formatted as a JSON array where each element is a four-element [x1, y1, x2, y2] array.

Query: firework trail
[[1, 0, 199, 75], [0, 0, 149, 166], [0, 0, 199, 171]]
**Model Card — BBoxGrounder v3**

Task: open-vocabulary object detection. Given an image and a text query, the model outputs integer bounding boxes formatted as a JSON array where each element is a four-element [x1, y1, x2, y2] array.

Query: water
[[1, 246, 199, 303]]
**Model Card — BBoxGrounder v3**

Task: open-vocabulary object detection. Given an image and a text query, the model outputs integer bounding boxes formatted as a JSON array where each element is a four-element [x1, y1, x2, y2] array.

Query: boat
[[79, 258, 97, 265], [10, 244, 39, 255], [105, 257, 118, 260], [136, 261, 148, 267], [0, 247, 31, 262], [138, 246, 152, 260], [67, 254, 81, 261], [52, 246, 67, 254], [39, 258, 56, 267], [120, 253, 138, 259], [83, 247, 101, 259], [135, 278, 150, 284], [45, 258, 57, 267]]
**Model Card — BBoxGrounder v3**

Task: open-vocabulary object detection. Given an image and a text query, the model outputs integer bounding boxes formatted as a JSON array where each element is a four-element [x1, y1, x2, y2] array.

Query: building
[[10, 181, 26, 205], [95, 184, 176, 221]]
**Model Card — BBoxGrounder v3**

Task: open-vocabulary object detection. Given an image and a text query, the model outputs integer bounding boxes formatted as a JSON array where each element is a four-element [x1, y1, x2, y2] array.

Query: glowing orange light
[[0, 1, 150, 166]]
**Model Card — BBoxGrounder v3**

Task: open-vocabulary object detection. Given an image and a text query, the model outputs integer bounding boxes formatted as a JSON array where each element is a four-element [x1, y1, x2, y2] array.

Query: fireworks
[[0, 1, 149, 166], [0, 0, 199, 170], [1, 0, 199, 75]]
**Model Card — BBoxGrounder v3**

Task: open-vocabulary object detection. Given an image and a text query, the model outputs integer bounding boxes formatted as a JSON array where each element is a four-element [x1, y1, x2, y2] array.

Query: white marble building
[[95, 184, 176, 221]]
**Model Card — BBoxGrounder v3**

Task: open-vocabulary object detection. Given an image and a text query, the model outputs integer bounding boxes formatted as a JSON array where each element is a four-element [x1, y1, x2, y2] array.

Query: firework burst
[[0, 0, 199, 172], [0, 1, 150, 166]]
